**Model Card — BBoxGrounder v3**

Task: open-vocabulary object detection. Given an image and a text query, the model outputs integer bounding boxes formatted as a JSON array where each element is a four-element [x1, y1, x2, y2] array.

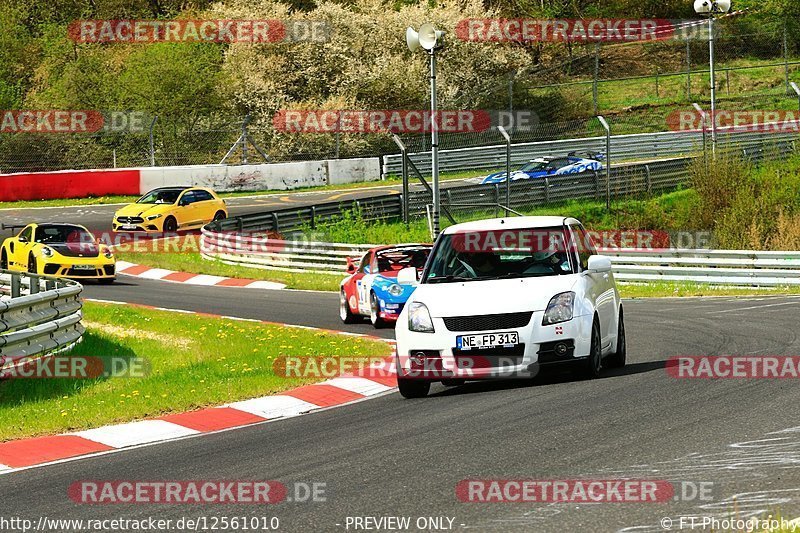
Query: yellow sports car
[[1, 223, 116, 283], [113, 186, 227, 232]]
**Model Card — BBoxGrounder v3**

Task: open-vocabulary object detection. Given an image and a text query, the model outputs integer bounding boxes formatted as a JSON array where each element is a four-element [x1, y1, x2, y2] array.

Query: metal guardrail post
[[497, 126, 512, 216], [149, 115, 158, 167], [644, 164, 652, 195], [310, 206, 316, 229], [596, 116, 611, 210], [543, 177, 550, 204], [692, 103, 708, 169], [392, 135, 409, 225], [29, 276, 39, 295], [11, 273, 20, 298]]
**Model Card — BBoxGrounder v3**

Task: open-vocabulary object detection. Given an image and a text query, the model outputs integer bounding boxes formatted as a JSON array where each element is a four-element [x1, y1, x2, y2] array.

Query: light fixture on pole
[[694, 0, 731, 157], [406, 23, 445, 238]]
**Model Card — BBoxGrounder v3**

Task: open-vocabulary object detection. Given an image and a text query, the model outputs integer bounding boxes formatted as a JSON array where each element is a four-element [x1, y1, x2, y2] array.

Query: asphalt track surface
[[0, 178, 474, 235], [2, 271, 800, 532]]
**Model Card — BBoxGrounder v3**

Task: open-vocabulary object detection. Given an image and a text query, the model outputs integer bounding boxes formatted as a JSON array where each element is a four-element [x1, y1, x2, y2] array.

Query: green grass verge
[[305, 189, 701, 245], [619, 282, 800, 298], [0, 301, 390, 441]]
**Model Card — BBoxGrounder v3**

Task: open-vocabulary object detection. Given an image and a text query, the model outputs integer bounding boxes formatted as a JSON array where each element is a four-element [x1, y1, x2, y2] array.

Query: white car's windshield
[[423, 226, 575, 283]]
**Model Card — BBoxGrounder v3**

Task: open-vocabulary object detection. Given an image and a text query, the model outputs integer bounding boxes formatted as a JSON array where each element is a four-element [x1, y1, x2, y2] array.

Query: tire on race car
[[339, 290, 359, 324], [369, 291, 387, 329], [578, 316, 602, 380], [398, 377, 430, 399], [163, 216, 178, 233], [605, 307, 626, 369]]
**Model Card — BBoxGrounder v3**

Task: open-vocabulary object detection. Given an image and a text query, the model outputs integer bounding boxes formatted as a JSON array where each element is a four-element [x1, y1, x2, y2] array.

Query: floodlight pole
[[692, 103, 708, 170], [708, 15, 717, 158], [597, 116, 611, 210], [430, 49, 440, 239]]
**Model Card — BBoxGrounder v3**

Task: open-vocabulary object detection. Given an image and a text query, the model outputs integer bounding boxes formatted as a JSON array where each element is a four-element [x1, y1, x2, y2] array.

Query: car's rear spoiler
[[0, 223, 25, 235]]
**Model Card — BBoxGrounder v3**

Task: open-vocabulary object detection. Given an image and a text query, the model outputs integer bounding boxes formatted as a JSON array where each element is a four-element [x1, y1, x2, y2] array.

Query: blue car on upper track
[[480, 152, 605, 185]]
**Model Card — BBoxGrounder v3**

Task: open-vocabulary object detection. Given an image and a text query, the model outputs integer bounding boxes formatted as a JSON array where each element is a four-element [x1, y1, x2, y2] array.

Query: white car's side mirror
[[587, 255, 612, 273], [396, 267, 419, 285]]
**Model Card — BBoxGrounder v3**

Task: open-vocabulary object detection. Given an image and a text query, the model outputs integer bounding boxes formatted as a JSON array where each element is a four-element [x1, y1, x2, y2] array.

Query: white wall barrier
[[138, 157, 381, 194]]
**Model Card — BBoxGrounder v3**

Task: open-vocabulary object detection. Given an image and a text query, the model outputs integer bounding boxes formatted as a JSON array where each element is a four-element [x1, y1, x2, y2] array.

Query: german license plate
[[73, 264, 94, 271], [121, 225, 136, 230], [456, 332, 519, 350]]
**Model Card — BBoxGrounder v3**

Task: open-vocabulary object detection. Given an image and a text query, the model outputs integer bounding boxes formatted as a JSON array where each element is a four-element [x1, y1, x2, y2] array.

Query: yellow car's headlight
[[146, 214, 163, 220], [40, 246, 54, 258]]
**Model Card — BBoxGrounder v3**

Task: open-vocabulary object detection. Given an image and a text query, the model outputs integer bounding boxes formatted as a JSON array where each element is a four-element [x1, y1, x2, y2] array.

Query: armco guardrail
[[0, 271, 84, 366], [206, 156, 696, 237], [206, 135, 795, 238], [604, 248, 800, 286], [199, 233, 800, 287], [200, 230, 373, 273], [382, 128, 799, 176]]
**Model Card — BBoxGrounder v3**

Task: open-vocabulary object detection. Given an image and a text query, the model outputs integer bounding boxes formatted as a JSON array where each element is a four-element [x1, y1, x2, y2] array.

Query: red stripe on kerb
[[0, 435, 113, 468]]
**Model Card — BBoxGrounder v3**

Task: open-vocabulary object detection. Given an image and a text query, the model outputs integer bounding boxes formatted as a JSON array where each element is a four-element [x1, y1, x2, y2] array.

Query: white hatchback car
[[394, 216, 626, 398]]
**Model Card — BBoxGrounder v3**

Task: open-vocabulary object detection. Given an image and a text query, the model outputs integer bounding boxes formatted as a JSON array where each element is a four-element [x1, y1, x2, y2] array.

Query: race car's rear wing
[[0, 223, 25, 235]]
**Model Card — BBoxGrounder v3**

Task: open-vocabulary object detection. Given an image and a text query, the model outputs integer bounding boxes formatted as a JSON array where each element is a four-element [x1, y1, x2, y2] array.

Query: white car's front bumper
[[395, 311, 595, 381]]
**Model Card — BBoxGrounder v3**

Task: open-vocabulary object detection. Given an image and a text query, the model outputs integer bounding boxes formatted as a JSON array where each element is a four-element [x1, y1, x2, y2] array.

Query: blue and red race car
[[480, 151, 605, 185], [340, 244, 431, 328]]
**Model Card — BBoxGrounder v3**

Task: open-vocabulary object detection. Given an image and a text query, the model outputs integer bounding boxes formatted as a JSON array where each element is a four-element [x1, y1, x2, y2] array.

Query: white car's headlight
[[542, 291, 575, 325], [388, 284, 403, 297], [408, 302, 435, 333], [146, 214, 163, 220], [40, 246, 54, 258]]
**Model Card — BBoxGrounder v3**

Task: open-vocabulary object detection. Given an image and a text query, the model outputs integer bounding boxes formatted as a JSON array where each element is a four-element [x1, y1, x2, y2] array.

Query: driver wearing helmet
[[525, 249, 567, 274], [454, 251, 499, 278]]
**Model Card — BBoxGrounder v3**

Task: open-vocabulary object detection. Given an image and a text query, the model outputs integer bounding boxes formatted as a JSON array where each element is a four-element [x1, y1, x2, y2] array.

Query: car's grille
[[66, 268, 100, 277], [103, 265, 115, 276], [117, 216, 144, 224], [43, 264, 60, 275], [443, 312, 533, 332]]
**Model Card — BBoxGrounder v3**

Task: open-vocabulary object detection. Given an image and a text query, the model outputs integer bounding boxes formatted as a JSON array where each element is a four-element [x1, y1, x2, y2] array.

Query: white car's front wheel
[[580, 317, 602, 379]]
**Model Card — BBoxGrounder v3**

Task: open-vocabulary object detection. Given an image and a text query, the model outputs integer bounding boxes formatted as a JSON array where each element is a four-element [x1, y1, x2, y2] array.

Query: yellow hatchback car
[[1, 223, 116, 283], [113, 187, 227, 233]]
